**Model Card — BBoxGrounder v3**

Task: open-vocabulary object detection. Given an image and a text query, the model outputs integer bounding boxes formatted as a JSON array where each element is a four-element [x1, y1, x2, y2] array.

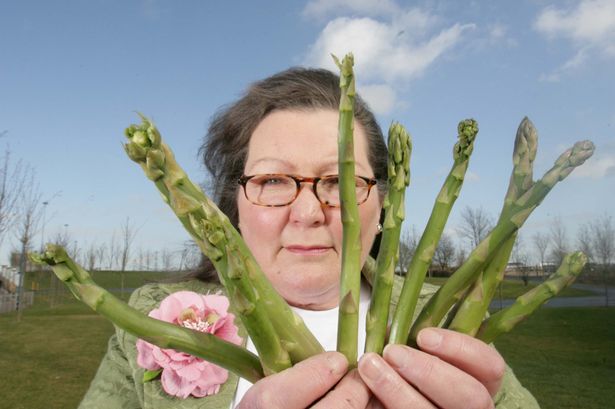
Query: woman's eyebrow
[[245, 157, 295, 172]]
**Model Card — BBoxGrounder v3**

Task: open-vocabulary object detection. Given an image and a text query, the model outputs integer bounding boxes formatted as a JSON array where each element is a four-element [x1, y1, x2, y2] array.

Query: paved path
[[489, 280, 615, 310]]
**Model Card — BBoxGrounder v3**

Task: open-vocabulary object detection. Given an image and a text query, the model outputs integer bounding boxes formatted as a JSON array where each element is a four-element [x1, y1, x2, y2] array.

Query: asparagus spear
[[333, 53, 362, 367], [29, 244, 265, 383], [448, 117, 538, 335], [365, 122, 411, 354], [476, 251, 587, 344], [409, 140, 595, 342], [124, 116, 323, 372], [388, 119, 478, 345]]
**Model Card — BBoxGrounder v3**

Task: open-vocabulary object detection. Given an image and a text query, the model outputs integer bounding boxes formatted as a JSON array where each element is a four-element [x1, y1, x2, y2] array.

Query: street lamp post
[[39, 201, 49, 252]]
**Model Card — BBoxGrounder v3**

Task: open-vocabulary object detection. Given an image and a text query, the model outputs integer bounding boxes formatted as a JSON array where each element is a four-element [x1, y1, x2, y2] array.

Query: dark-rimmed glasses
[[238, 174, 377, 207]]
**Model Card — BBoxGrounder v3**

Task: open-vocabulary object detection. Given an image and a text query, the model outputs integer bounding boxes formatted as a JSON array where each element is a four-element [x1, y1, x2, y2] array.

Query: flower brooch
[[136, 291, 242, 398]]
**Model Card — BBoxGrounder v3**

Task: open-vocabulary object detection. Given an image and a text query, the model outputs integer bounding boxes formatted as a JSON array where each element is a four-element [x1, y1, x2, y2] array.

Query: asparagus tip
[[454, 119, 478, 160]]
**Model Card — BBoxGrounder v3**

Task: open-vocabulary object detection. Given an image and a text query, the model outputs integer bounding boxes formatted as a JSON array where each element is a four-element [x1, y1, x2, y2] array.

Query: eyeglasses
[[238, 174, 378, 207]]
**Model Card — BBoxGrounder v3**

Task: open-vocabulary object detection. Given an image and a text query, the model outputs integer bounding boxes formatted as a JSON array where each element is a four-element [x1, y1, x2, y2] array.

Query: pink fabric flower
[[136, 291, 242, 399]]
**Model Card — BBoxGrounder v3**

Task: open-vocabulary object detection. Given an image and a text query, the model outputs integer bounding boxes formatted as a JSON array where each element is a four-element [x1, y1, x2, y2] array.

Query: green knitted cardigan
[[78, 278, 540, 409]]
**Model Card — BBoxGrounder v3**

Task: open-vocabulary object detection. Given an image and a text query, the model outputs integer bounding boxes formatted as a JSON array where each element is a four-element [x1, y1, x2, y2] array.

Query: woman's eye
[[255, 176, 286, 185], [264, 178, 282, 185], [321, 177, 339, 188]]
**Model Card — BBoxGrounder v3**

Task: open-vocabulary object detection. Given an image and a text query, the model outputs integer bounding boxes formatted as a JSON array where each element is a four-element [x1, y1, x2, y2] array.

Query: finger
[[416, 328, 506, 396], [358, 353, 437, 409], [311, 370, 371, 409], [383, 344, 494, 409], [366, 396, 386, 409], [237, 352, 348, 409]]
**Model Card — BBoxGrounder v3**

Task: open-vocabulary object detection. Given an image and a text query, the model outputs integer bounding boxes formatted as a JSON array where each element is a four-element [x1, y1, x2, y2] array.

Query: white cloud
[[571, 153, 615, 179], [303, 9, 475, 114], [359, 83, 396, 115], [487, 23, 518, 47], [306, 16, 474, 83], [538, 48, 589, 82], [303, 0, 400, 19], [465, 170, 480, 182], [534, 0, 615, 78]]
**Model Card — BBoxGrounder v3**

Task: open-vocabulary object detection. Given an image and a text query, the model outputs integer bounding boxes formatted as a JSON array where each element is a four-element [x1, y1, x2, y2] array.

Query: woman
[[79, 68, 540, 408]]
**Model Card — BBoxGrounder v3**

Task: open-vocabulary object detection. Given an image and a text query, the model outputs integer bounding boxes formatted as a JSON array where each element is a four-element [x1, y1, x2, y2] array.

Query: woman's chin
[[277, 279, 340, 310]]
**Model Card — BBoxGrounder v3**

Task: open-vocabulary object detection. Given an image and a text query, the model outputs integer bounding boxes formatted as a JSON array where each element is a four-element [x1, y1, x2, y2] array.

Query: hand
[[237, 351, 372, 409], [357, 328, 505, 409]]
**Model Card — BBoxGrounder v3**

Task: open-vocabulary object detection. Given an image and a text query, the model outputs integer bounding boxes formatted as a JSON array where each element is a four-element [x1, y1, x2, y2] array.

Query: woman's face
[[237, 109, 382, 310]]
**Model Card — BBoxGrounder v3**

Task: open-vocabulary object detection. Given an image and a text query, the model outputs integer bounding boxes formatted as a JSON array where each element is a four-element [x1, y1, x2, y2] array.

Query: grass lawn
[[495, 307, 615, 409], [0, 302, 115, 409], [1, 271, 612, 408]]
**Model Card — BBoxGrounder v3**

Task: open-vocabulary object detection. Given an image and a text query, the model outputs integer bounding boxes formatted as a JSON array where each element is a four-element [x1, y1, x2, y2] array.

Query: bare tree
[[511, 234, 530, 285], [0, 146, 27, 249], [397, 226, 419, 275], [160, 248, 174, 272], [144, 248, 153, 271], [119, 217, 138, 272], [153, 250, 160, 271], [455, 245, 467, 270], [47, 225, 71, 307], [457, 206, 493, 249], [433, 233, 456, 273], [591, 214, 615, 307], [85, 241, 100, 271], [15, 169, 43, 319], [576, 223, 594, 262], [178, 240, 201, 271], [118, 217, 139, 299], [532, 232, 550, 277], [107, 232, 119, 270], [549, 216, 569, 267], [53, 224, 71, 248], [95, 242, 107, 271]]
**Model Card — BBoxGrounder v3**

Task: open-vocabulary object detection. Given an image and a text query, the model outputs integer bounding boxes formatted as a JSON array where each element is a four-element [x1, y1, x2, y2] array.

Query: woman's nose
[[288, 184, 326, 225]]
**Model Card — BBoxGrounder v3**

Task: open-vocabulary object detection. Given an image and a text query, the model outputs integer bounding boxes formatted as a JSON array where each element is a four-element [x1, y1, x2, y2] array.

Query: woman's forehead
[[245, 109, 372, 174]]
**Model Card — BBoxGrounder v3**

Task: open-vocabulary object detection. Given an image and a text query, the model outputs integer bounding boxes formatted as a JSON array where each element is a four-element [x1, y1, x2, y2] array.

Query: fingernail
[[418, 328, 442, 349], [383, 344, 408, 370], [325, 352, 348, 375], [359, 353, 384, 381]]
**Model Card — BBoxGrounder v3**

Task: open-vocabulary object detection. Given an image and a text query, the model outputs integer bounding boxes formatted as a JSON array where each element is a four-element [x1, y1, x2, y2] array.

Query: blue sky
[[1, 0, 614, 267]]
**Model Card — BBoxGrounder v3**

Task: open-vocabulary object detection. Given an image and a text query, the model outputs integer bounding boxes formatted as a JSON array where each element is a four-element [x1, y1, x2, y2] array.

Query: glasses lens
[[246, 175, 296, 206], [317, 176, 370, 206]]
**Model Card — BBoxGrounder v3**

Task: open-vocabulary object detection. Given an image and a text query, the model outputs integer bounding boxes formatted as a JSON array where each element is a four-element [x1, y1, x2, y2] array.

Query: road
[[489, 281, 615, 310]]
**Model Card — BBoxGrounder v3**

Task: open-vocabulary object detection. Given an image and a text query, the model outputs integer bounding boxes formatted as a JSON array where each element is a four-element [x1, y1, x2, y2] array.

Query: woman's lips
[[284, 245, 332, 255]]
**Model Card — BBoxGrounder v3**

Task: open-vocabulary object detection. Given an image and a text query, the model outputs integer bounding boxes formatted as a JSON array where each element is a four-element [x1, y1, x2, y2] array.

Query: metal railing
[[0, 291, 34, 314]]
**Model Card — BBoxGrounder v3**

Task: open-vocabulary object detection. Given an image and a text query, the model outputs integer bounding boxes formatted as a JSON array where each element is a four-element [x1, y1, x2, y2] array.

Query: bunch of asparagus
[[31, 53, 593, 381]]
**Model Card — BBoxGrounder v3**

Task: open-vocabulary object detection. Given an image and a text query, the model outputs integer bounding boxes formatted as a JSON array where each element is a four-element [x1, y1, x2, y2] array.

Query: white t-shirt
[[231, 283, 372, 407]]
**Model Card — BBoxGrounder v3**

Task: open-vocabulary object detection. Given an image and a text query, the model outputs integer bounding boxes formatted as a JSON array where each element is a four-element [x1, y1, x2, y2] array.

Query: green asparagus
[[409, 140, 595, 343], [125, 116, 322, 372], [389, 119, 478, 345], [448, 117, 538, 335], [476, 251, 587, 343], [333, 53, 363, 367], [29, 244, 265, 383], [365, 122, 411, 354]]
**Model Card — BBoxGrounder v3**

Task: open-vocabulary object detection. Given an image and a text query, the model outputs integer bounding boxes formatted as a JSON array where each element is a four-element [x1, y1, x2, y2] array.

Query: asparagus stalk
[[124, 116, 323, 372], [365, 122, 411, 354], [476, 251, 587, 344], [388, 119, 478, 345], [29, 244, 265, 383], [333, 53, 362, 367], [362, 255, 377, 286], [409, 140, 595, 342], [448, 117, 538, 335]]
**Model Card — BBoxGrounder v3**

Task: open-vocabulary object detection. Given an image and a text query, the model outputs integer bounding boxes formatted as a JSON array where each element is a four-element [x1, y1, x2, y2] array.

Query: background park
[[1, 1, 614, 408]]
